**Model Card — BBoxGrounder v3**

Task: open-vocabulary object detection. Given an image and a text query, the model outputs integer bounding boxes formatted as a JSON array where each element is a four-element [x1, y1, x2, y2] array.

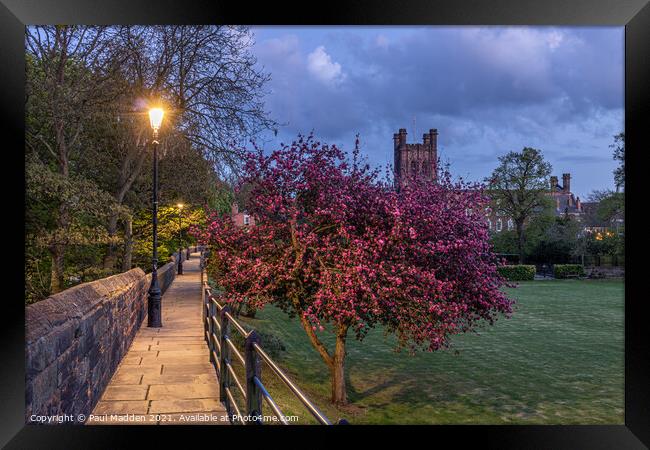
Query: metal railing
[[200, 256, 341, 425]]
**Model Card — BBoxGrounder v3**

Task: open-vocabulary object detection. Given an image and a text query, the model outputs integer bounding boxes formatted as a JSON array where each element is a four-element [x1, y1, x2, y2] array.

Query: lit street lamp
[[147, 107, 164, 328], [176, 203, 184, 275]]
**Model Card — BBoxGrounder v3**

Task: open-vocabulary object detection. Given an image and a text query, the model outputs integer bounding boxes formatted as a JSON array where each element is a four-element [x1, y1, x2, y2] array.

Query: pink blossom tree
[[194, 135, 513, 405]]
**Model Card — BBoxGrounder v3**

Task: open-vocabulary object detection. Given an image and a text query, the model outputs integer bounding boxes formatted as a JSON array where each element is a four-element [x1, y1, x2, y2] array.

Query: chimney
[[576, 196, 581, 211], [393, 133, 400, 150], [231, 202, 239, 216], [562, 173, 571, 193], [550, 176, 558, 191], [423, 133, 430, 145]]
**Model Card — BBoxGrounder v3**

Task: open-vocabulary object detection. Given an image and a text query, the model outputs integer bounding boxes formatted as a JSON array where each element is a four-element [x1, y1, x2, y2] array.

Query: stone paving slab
[[89, 253, 228, 426], [141, 373, 215, 385], [148, 344, 208, 351], [140, 354, 209, 364], [162, 363, 215, 374], [149, 398, 225, 414], [148, 383, 219, 400], [101, 385, 149, 401], [92, 400, 149, 415], [112, 364, 163, 376]]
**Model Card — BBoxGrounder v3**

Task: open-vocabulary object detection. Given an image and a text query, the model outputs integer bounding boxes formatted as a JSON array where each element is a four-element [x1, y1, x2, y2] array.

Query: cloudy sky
[[249, 26, 624, 199]]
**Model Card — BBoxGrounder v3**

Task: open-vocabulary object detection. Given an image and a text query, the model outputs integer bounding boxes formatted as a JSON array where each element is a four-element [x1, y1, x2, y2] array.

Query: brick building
[[548, 173, 584, 219], [230, 202, 255, 227]]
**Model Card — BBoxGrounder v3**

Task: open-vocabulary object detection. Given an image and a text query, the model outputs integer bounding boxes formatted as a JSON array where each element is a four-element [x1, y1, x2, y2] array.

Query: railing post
[[245, 331, 263, 424], [219, 305, 232, 417], [203, 272, 211, 348], [206, 293, 214, 359]]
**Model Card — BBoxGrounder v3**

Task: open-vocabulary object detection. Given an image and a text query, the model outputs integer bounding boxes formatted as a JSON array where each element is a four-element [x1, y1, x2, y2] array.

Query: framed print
[[1, 0, 648, 447]]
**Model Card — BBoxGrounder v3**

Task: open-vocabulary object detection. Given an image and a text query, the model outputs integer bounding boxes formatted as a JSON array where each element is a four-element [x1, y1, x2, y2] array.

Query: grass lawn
[[229, 279, 624, 425]]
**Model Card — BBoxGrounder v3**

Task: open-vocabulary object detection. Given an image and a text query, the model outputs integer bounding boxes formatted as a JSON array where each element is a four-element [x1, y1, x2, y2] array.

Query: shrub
[[497, 265, 536, 281], [554, 264, 585, 279]]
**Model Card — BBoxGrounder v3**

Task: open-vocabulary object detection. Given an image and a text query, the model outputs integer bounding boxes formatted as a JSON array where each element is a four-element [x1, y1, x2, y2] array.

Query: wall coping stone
[[25, 268, 145, 345]]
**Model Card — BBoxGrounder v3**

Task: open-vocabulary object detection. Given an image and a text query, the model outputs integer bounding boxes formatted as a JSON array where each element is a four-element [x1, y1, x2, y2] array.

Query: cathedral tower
[[393, 128, 438, 186]]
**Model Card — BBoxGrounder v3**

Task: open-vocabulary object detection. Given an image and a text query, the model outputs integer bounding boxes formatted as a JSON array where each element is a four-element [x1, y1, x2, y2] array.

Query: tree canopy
[[25, 25, 275, 301], [486, 147, 552, 263], [611, 132, 624, 191]]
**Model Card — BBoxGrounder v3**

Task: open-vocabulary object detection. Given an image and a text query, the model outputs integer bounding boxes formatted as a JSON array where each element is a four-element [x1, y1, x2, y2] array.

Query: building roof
[[550, 192, 582, 216]]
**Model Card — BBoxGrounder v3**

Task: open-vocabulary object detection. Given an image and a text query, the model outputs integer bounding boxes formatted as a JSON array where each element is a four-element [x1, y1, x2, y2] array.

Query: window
[[411, 160, 418, 176], [507, 219, 514, 231], [496, 219, 502, 232], [243, 214, 250, 226], [487, 218, 492, 230]]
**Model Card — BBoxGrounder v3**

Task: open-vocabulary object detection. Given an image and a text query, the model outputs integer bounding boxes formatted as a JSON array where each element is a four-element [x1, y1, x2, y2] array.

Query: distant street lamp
[[177, 203, 184, 275], [147, 107, 164, 328]]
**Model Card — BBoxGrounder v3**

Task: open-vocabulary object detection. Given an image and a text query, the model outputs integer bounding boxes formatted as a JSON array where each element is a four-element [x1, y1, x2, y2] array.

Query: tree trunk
[[50, 117, 69, 294], [122, 215, 133, 271], [49, 244, 65, 294], [49, 203, 69, 294], [242, 304, 257, 318], [330, 329, 348, 405], [103, 213, 119, 270], [516, 220, 525, 264], [109, 145, 146, 270]]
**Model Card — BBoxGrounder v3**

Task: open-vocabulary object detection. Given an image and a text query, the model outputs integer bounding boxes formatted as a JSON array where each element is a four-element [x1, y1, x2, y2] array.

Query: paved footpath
[[88, 253, 229, 425]]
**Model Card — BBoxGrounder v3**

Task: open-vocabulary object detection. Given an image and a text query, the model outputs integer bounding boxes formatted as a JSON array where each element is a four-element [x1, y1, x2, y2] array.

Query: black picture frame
[[2, 0, 648, 447]]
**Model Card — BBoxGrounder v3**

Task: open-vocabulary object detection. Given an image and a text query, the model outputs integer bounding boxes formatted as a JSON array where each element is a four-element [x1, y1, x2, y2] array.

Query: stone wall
[[25, 253, 184, 422]]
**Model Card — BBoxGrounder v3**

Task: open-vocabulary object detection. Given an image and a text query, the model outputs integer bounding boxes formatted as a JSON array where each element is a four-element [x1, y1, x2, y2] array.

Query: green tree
[[490, 229, 519, 255], [525, 214, 581, 264], [585, 230, 620, 266], [83, 25, 277, 270], [25, 26, 119, 292], [586, 190, 624, 231], [611, 132, 624, 192], [486, 148, 553, 264], [24, 25, 276, 301], [131, 205, 207, 270], [596, 192, 624, 225], [26, 156, 125, 299]]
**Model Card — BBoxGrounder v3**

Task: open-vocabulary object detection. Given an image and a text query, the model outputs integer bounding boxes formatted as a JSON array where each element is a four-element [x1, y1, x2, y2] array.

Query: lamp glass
[[149, 108, 164, 130]]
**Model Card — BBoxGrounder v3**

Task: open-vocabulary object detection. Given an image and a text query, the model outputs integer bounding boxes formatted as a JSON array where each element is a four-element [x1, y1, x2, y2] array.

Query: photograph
[[23, 23, 627, 426]]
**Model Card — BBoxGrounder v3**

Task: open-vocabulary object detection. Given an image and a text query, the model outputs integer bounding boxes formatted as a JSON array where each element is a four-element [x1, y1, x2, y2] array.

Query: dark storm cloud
[[251, 27, 623, 198]]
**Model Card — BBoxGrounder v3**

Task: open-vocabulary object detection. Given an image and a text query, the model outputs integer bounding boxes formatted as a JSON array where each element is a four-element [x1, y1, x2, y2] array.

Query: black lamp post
[[176, 203, 184, 275], [147, 107, 164, 328]]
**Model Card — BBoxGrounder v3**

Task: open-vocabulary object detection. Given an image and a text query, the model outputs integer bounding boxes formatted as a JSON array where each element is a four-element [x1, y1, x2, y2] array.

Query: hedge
[[554, 264, 585, 279], [497, 265, 536, 281]]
